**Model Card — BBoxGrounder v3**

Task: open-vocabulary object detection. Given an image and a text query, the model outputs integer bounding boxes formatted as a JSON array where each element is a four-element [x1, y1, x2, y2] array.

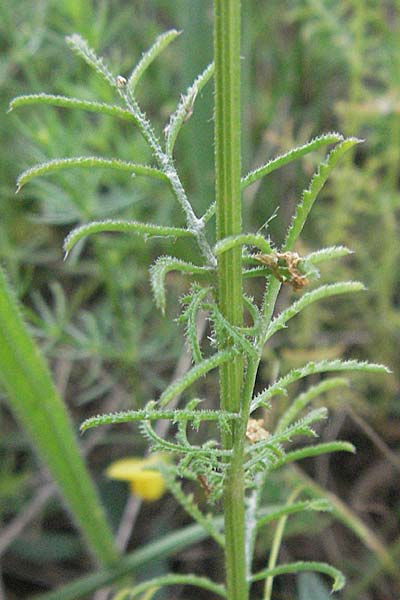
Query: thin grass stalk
[[214, 1, 247, 598], [0, 267, 118, 567]]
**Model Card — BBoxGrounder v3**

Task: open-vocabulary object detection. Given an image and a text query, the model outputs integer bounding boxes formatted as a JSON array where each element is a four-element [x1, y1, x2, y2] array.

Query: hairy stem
[[214, 1, 247, 599]]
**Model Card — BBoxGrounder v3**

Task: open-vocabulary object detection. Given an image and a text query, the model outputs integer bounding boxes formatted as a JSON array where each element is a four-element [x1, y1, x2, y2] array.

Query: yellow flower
[[106, 454, 167, 501]]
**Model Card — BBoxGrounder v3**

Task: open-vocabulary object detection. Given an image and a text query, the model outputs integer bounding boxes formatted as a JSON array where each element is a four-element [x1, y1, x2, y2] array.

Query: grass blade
[[0, 267, 118, 567]]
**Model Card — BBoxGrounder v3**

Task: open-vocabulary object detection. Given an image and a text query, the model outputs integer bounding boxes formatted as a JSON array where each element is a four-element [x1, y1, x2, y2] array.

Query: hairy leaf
[[16, 157, 168, 192], [80, 405, 239, 432], [128, 30, 181, 94], [150, 256, 210, 314], [159, 349, 237, 407], [66, 34, 116, 87], [284, 137, 362, 251], [64, 221, 193, 258], [252, 359, 389, 411], [214, 233, 273, 257], [166, 62, 214, 156], [273, 441, 355, 469], [241, 133, 344, 189], [276, 377, 349, 433], [264, 281, 365, 342], [8, 93, 140, 127]]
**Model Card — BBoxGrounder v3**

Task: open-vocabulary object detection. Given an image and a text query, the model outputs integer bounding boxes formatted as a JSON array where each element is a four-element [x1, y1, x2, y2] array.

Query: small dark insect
[[197, 474, 212, 497]]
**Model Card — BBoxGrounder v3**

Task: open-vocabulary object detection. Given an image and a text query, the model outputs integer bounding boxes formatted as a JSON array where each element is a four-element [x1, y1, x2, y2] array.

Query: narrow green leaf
[[284, 137, 362, 251], [305, 245, 352, 265], [66, 34, 116, 87], [276, 377, 349, 433], [256, 499, 332, 529], [128, 30, 181, 94], [208, 303, 258, 358], [201, 201, 216, 224], [159, 349, 237, 407], [264, 281, 365, 342], [0, 267, 118, 566], [214, 233, 273, 257], [273, 441, 356, 469], [251, 561, 345, 592], [241, 133, 344, 189], [251, 359, 389, 411], [166, 62, 214, 156], [80, 406, 239, 432], [16, 157, 168, 192], [8, 93, 139, 124], [181, 286, 211, 363], [138, 419, 230, 457], [64, 221, 193, 258], [150, 256, 210, 314]]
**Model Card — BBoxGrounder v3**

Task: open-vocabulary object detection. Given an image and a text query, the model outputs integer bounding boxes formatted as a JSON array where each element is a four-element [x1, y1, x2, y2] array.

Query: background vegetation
[[0, 1, 398, 599]]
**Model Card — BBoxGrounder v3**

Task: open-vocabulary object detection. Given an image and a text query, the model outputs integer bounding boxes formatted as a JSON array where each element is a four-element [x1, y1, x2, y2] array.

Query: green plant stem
[[214, 1, 247, 599]]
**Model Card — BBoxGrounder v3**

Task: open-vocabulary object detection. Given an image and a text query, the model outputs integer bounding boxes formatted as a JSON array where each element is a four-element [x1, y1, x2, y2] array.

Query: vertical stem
[[214, 1, 247, 599]]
